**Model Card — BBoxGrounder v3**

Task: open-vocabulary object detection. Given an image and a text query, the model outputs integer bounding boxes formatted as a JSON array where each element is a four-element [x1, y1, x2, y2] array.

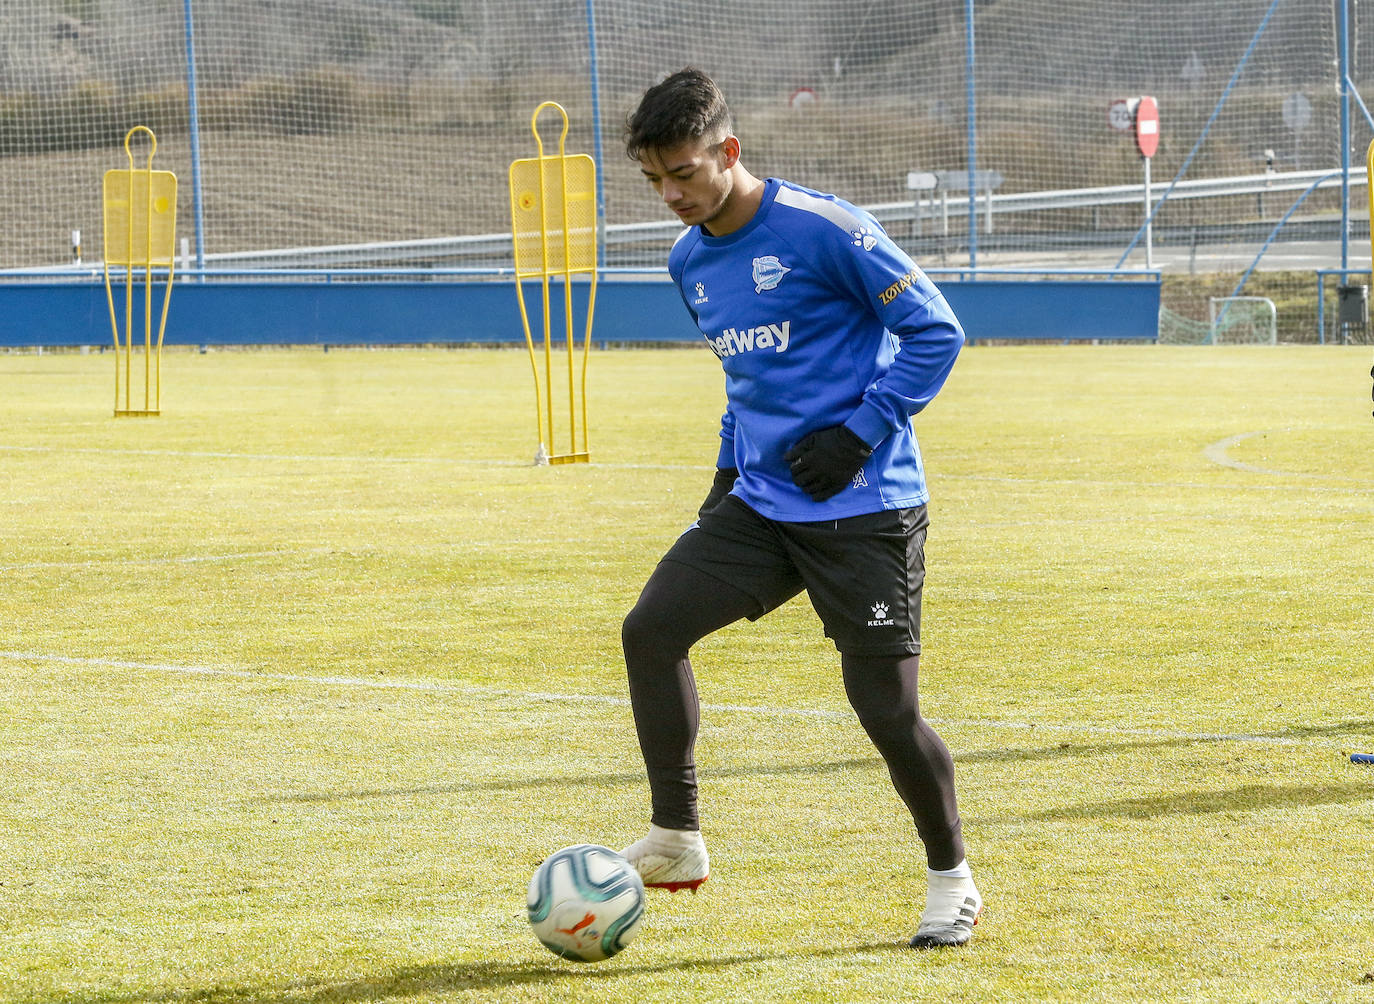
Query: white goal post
[[1208, 296, 1278, 345]]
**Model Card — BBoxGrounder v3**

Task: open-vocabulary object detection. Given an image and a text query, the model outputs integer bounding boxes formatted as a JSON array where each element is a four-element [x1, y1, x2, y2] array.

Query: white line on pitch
[[0, 444, 705, 471], [0, 650, 1320, 748], [0, 444, 531, 467], [6, 441, 1370, 490], [0, 548, 334, 572], [1201, 428, 1373, 483], [1202, 430, 1291, 475]]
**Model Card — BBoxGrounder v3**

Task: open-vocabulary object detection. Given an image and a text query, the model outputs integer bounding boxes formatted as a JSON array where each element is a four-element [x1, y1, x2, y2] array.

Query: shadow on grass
[[973, 780, 1373, 827], [1247, 717, 1374, 739], [956, 717, 1373, 764], [258, 716, 1374, 807], [256, 757, 880, 805], [27, 940, 910, 1004]]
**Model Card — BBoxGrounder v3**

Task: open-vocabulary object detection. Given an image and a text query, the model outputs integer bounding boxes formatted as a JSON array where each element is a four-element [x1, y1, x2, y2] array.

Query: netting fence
[[3, 0, 1374, 341]]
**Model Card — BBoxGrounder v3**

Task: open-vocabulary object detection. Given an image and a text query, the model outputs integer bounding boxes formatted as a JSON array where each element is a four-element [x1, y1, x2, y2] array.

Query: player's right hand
[[783, 425, 872, 502]]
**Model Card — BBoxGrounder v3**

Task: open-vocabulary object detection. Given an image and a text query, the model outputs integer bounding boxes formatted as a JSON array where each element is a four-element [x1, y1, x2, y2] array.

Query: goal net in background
[[1157, 295, 1281, 344], [0, 0, 1363, 309], [1210, 296, 1279, 343]]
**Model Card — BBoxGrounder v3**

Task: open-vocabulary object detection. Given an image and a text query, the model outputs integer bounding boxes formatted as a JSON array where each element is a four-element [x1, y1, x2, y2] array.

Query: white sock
[[928, 859, 972, 880], [646, 823, 703, 851]]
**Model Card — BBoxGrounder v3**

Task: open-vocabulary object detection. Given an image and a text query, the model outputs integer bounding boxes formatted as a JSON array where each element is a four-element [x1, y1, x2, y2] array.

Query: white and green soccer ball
[[527, 844, 646, 962]]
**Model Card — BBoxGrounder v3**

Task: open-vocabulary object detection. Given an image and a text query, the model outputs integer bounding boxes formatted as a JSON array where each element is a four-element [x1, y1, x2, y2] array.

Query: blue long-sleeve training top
[[668, 177, 965, 522]]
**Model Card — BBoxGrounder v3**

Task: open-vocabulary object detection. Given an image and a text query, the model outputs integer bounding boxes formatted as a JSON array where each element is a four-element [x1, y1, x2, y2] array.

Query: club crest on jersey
[[751, 255, 791, 293], [852, 226, 877, 251]]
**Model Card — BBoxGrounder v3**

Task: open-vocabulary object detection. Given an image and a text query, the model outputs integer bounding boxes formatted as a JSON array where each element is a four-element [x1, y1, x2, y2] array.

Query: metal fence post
[[182, 0, 206, 278], [965, 0, 977, 269]]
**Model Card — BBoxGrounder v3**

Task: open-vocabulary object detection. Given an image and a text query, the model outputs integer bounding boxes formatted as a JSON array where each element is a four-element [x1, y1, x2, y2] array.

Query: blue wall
[[0, 276, 1159, 347]]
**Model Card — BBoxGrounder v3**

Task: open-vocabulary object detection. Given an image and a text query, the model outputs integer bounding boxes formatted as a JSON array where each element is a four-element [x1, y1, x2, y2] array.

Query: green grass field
[[2, 344, 1372, 1003]]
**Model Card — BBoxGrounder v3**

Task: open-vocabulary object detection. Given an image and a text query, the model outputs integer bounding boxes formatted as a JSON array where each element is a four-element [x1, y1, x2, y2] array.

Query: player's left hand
[[783, 425, 872, 502]]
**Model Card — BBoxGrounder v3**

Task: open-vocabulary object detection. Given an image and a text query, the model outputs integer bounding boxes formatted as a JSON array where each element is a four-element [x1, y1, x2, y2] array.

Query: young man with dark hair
[[618, 68, 979, 949]]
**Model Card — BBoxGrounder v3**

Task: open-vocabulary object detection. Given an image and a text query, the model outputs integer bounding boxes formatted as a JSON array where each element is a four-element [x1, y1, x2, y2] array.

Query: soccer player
[[618, 68, 979, 949]]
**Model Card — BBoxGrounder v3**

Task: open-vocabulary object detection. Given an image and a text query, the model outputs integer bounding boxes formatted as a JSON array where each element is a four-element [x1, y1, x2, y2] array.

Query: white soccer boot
[[620, 824, 709, 893], [909, 872, 982, 949]]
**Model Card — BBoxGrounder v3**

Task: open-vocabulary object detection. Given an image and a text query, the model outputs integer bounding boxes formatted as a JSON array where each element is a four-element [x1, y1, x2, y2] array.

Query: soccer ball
[[527, 844, 646, 962]]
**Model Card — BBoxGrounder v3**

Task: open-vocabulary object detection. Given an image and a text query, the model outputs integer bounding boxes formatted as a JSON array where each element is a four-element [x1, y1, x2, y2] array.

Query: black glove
[[698, 466, 739, 519], [783, 425, 872, 502]]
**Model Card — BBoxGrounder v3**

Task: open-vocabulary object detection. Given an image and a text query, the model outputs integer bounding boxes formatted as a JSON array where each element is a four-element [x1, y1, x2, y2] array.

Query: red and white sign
[[1135, 95, 1159, 158]]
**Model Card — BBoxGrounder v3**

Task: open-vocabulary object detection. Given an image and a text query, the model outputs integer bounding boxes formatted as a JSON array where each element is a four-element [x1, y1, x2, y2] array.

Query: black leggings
[[621, 559, 965, 870]]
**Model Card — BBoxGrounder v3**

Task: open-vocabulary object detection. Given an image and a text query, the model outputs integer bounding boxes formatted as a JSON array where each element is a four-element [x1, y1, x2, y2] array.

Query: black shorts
[[660, 496, 929, 656]]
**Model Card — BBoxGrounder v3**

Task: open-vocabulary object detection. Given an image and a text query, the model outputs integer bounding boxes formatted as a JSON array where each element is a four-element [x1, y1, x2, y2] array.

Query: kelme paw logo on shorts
[[867, 601, 895, 627]]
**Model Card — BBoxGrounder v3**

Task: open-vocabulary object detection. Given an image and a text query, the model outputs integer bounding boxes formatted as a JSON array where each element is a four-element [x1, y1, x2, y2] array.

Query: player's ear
[[719, 135, 740, 167]]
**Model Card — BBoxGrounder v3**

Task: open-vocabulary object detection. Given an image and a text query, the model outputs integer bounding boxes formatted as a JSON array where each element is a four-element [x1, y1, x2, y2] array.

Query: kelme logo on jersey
[[693, 281, 709, 306], [878, 268, 923, 305], [706, 321, 791, 358], [852, 226, 877, 251], [751, 255, 791, 293]]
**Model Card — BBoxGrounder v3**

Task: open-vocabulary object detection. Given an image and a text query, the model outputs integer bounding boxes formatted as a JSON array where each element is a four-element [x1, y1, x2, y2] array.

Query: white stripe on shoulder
[[773, 186, 866, 235], [671, 227, 694, 249]]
